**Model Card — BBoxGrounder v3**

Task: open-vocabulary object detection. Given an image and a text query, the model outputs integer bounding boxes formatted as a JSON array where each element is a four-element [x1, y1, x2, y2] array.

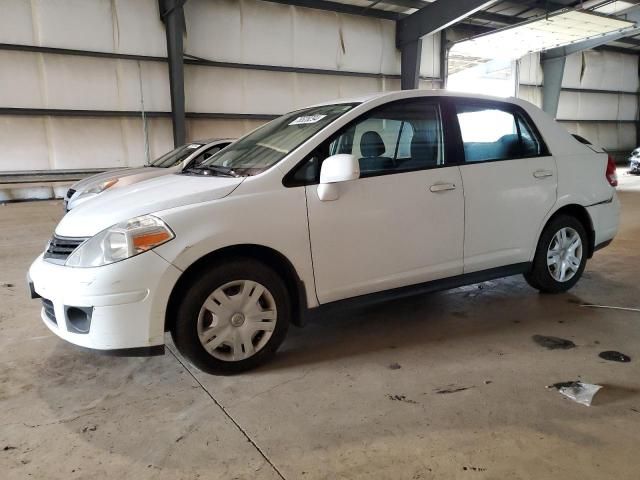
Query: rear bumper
[[587, 194, 620, 250]]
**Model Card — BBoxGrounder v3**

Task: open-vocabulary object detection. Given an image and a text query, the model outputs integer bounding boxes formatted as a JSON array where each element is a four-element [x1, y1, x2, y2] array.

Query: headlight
[[82, 178, 118, 195], [65, 215, 174, 267]]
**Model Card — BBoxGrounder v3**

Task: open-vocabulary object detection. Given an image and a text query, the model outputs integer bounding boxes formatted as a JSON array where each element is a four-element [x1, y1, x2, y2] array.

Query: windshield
[[194, 104, 356, 176], [150, 143, 204, 168]]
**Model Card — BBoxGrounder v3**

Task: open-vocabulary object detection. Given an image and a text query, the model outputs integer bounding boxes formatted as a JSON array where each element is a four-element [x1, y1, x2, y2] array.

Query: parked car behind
[[629, 147, 640, 174], [64, 138, 234, 211], [29, 90, 620, 374]]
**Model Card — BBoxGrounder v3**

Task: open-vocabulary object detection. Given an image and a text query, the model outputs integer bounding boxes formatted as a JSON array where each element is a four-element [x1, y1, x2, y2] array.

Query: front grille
[[44, 235, 86, 262], [66, 188, 76, 199], [42, 298, 56, 325]]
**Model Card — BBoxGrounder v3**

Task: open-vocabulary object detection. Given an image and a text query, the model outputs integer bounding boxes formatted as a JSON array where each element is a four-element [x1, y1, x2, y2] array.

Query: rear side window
[[456, 104, 544, 163]]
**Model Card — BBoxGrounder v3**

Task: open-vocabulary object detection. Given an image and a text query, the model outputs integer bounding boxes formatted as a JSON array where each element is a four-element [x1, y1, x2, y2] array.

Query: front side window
[[456, 104, 543, 162], [192, 104, 356, 177], [330, 101, 444, 176], [288, 100, 444, 184]]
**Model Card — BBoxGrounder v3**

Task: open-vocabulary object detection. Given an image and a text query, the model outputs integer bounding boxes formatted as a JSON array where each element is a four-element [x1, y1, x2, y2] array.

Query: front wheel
[[171, 259, 291, 374], [524, 215, 588, 293]]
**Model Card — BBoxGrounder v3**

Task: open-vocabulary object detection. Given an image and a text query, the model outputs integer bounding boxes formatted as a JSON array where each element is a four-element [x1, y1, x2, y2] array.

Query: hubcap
[[197, 280, 277, 362], [230, 312, 245, 327], [547, 227, 583, 282]]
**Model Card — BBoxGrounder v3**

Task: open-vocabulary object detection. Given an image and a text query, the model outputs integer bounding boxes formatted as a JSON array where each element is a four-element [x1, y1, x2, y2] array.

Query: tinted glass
[[518, 115, 542, 157], [289, 101, 444, 184], [188, 143, 230, 167], [330, 101, 443, 176], [456, 104, 543, 162], [150, 143, 204, 168], [198, 104, 355, 176]]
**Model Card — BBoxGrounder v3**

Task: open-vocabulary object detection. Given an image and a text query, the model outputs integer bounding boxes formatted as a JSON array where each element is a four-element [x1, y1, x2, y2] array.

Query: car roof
[[308, 89, 522, 108]]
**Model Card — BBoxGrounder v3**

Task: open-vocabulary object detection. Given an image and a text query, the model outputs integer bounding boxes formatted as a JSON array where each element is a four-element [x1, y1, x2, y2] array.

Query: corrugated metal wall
[[518, 50, 639, 155], [0, 0, 441, 200]]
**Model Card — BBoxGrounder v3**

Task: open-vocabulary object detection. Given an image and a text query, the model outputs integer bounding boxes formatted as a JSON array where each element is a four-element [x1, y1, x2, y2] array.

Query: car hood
[[57, 173, 245, 237]]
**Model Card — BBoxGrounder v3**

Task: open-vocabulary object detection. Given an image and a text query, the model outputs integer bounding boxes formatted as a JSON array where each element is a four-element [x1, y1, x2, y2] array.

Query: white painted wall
[[518, 50, 638, 152], [1, 0, 444, 200]]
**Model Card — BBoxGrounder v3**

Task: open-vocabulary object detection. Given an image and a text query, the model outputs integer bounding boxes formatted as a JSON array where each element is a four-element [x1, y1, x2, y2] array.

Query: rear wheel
[[524, 215, 588, 293], [172, 259, 290, 374]]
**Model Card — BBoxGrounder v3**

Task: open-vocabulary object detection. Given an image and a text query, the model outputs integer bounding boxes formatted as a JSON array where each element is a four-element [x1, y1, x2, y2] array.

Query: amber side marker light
[[133, 230, 173, 251]]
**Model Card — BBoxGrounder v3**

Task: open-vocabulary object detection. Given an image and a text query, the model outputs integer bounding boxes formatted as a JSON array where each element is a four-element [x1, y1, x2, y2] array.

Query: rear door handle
[[533, 169, 553, 179], [430, 183, 456, 192]]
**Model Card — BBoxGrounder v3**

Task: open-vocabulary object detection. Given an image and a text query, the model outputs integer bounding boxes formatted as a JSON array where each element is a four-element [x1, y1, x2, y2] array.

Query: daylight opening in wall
[[446, 9, 635, 99], [447, 59, 517, 98]]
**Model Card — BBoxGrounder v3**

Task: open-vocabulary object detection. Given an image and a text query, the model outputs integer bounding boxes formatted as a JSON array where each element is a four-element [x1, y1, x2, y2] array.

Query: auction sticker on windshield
[[289, 114, 327, 125]]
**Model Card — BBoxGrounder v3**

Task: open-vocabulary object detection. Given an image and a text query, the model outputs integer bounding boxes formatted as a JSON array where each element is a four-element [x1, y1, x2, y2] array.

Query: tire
[[171, 258, 291, 374], [524, 214, 588, 294]]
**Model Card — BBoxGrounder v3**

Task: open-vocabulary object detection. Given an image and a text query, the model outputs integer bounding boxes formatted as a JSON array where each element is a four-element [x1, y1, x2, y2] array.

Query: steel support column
[[160, 0, 186, 147], [439, 29, 448, 88], [400, 39, 422, 90], [541, 56, 565, 118]]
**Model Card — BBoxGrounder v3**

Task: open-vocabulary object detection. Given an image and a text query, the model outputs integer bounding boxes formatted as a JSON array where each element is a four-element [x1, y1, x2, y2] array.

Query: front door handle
[[430, 183, 456, 193], [533, 169, 554, 179]]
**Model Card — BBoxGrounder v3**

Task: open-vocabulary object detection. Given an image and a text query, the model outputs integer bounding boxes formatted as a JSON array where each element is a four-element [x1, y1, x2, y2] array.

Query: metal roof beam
[[542, 27, 640, 60], [396, 0, 498, 47], [258, 0, 400, 20], [615, 35, 640, 46]]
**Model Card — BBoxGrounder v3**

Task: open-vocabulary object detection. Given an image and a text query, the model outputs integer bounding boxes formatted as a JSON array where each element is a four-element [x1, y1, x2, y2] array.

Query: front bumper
[[29, 250, 182, 352]]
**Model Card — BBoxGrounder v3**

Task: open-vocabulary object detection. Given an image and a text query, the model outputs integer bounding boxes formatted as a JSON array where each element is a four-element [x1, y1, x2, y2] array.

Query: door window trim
[[449, 98, 551, 165], [283, 97, 459, 187]]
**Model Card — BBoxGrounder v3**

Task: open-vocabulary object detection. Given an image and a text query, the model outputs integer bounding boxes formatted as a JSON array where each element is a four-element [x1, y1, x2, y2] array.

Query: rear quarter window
[[455, 102, 547, 163]]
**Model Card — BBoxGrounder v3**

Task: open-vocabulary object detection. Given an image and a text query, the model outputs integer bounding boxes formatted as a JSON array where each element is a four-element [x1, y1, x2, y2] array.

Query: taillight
[[606, 155, 618, 187]]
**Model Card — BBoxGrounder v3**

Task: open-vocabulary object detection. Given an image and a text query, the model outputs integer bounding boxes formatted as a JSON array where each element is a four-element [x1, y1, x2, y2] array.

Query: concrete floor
[[1, 169, 639, 480]]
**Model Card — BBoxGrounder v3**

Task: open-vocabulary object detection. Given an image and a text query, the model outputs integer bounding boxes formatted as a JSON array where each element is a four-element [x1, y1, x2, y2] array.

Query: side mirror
[[317, 154, 359, 201]]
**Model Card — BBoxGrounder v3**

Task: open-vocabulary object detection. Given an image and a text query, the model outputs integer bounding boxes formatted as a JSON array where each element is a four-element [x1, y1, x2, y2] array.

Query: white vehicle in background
[[29, 90, 619, 374], [64, 138, 234, 211]]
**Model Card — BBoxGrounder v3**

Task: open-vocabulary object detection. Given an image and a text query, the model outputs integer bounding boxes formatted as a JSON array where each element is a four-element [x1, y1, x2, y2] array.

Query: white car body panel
[[57, 174, 244, 238], [30, 251, 181, 349], [460, 155, 557, 272], [306, 167, 464, 304], [152, 174, 318, 308], [65, 139, 233, 211], [29, 90, 620, 353]]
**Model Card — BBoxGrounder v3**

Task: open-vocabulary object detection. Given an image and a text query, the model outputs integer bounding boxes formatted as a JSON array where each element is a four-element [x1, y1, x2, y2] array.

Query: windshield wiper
[[183, 165, 241, 177]]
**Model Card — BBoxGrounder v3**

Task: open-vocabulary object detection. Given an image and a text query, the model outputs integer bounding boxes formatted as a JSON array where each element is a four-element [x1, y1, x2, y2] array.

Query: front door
[[303, 99, 465, 304]]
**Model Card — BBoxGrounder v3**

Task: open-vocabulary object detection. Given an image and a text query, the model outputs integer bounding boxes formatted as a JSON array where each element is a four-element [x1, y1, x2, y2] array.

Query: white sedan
[[29, 90, 620, 374], [64, 138, 233, 211]]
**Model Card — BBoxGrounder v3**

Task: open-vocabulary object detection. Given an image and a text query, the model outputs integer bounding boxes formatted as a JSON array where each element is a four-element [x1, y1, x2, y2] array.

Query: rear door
[[451, 100, 557, 273]]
